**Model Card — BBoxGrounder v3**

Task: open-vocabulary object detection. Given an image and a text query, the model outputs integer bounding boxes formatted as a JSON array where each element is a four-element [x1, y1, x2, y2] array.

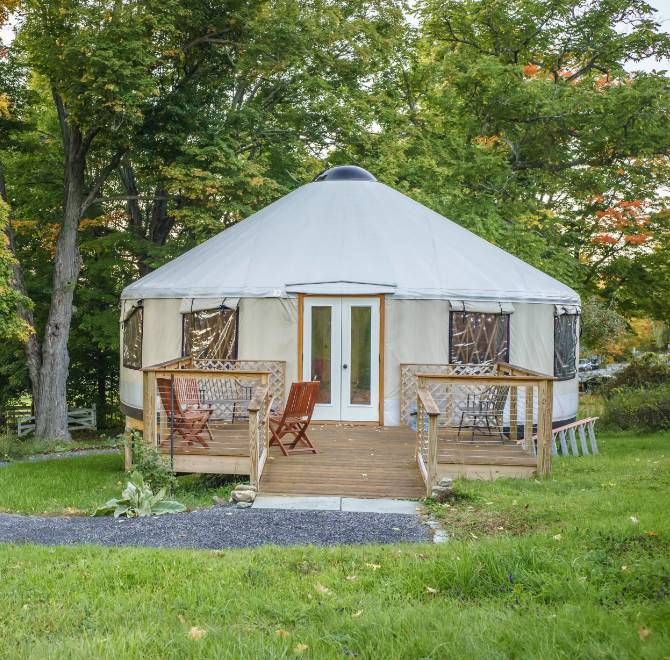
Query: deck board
[[260, 425, 426, 498]]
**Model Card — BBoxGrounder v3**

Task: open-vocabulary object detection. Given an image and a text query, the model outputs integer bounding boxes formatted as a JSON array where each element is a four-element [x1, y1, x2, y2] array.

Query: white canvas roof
[[121, 177, 580, 305]]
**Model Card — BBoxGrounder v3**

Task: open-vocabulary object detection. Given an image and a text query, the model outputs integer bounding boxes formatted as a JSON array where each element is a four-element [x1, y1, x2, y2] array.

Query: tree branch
[[51, 89, 70, 162], [87, 194, 171, 205], [79, 149, 129, 215]]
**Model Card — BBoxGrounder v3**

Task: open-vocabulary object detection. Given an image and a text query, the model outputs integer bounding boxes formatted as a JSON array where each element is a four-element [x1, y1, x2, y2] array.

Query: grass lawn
[[0, 454, 243, 515], [0, 430, 668, 658]]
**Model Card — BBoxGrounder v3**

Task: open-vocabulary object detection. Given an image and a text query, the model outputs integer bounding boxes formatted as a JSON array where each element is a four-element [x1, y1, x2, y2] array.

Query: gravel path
[[0, 449, 121, 469], [0, 503, 431, 549]]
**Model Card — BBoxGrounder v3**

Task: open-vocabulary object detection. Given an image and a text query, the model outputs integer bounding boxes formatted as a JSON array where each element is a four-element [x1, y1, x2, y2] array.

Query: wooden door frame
[[298, 293, 385, 426]]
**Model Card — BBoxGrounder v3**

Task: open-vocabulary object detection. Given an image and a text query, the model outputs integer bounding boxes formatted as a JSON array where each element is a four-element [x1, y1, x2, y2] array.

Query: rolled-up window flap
[[179, 298, 225, 314], [449, 300, 515, 314], [121, 299, 142, 322], [554, 304, 581, 316]]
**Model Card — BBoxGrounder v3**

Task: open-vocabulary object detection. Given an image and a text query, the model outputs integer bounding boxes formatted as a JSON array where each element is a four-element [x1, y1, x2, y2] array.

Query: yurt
[[119, 165, 580, 431]]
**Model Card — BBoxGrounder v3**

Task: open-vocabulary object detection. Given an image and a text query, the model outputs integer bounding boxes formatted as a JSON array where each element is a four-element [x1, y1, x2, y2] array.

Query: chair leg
[[497, 415, 505, 444], [458, 413, 464, 436], [268, 423, 290, 457]]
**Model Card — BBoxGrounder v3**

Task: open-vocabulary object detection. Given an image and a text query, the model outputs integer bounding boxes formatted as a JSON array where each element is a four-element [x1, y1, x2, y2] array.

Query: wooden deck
[[260, 425, 426, 498], [259, 425, 536, 497], [435, 430, 537, 481]]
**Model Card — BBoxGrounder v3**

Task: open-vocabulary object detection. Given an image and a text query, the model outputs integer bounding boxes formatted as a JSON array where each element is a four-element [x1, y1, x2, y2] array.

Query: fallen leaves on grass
[[553, 534, 562, 540], [314, 582, 329, 595], [638, 624, 651, 642], [352, 610, 363, 618], [188, 626, 206, 641], [630, 516, 640, 523], [178, 614, 185, 624], [426, 586, 437, 594], [275, 629, 289, 637], [644, 531, 659, 536], [365, 563, 381, 570], [294, 643, 308, 653]]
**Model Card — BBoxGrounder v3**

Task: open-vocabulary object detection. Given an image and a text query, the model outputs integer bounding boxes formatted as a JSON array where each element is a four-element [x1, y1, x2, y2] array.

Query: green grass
[[427, 429, 669, 541], [0, 430, 668, 657], [0, 455, 242, 515], [0, 427, 123, 463]]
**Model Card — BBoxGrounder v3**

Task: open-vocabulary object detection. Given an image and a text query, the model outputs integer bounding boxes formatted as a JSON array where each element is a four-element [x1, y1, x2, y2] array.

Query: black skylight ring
[[312, 165, 377, 182]]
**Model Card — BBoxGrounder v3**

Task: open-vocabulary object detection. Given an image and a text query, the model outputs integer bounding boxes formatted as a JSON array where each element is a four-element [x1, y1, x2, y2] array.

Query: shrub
[[124, 429, 176, 491], [601, 352, 670, 398], [601, 383, 670, 432]]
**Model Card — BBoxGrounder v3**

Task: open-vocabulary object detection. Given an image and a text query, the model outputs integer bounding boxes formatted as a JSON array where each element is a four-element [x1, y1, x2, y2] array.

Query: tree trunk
[[0, 167, 43, 416], [33, 119, 86, 442]]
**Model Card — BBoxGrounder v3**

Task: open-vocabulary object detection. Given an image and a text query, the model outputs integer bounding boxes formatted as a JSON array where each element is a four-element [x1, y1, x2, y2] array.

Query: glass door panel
[[341, 298, 379, 422], [311, 306, 332, 404], [303, 298, 341, 421], [349, 306, 372, 405]]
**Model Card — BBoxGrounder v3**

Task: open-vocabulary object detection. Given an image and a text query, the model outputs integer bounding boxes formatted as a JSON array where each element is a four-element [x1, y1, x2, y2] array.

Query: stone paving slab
[[341, 498, 421, 514], [253, 495, 422, 515], [252, 496, 342, 511]]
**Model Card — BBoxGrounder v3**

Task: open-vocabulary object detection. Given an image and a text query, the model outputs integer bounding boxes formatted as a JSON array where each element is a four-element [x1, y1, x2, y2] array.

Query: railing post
[[427, 410, 438, 497], [536, 378, 553, 476], [525, 384, 534, 456], [249, 408, 260, 489], [510, 386, 518, 442], [143, 370, 157, 449]]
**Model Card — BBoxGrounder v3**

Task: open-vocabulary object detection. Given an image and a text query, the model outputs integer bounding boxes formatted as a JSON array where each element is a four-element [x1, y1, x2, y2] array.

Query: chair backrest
[[174, 378, 201, 408], [157, 377, 186, 418], [488, 385, 510, 414], [283, 381, 320, 421]]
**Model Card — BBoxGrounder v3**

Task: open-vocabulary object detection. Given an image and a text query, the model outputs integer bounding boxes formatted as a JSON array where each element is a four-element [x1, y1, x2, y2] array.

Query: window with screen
[[182, 308, 238, 360], [450, 312, 510, 364], [123, 307, 143, 369], [554, 314, 578, 380]]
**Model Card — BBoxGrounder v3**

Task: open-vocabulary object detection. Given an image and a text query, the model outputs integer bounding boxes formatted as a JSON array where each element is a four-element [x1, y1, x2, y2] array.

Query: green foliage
[[0, 201, 31, 342], [604, 352, 670, 393], [602, 384, 670, 433], [125, 429, 176, 491], [93, 470, 186, 518], [353, 0, 670, 299], [580, 296, 628, 355]]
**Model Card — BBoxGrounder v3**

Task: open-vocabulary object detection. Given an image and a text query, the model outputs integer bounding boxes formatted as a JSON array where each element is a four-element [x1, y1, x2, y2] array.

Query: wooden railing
[[248, 384, 274, 489], [140, 357, 273, 486], [415, 362, 555, 495]]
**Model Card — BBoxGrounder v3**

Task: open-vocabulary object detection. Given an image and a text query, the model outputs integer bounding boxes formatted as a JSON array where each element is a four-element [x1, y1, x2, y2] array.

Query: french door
[[303, 297, 380, 422]]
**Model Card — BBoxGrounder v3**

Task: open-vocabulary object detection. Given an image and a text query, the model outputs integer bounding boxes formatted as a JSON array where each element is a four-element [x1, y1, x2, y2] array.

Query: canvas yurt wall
[[119, 296, 579, 427], [120, 165, 581, 429]]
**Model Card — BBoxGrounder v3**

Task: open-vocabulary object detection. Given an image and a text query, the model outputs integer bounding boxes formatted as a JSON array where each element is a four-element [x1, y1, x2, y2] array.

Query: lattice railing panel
[[401, 364, 498, 427], [193, 359, 285, 410]]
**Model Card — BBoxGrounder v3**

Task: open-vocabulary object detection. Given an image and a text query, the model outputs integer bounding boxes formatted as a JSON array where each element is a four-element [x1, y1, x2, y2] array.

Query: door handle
[[343, 364, 348, 369]]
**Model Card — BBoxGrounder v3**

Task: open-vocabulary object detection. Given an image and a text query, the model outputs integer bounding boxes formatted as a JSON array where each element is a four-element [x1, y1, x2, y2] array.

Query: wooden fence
[[11, 406, 97, 437]]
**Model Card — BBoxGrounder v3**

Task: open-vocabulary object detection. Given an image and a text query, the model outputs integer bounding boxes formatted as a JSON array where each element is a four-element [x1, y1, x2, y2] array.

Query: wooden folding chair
[[268, 381, 319, 456], [157, 377, 213, 448]]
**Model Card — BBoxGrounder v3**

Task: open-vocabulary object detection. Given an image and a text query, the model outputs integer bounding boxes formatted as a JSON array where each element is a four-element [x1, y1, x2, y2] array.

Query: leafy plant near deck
[[93, 471, 185, 518], [125, 429, 176, 491]]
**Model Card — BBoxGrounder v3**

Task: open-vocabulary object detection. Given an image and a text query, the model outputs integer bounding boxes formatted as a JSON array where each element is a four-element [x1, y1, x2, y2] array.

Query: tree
[[2, 0, 406, 437], [348, 0, 670, 291]]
